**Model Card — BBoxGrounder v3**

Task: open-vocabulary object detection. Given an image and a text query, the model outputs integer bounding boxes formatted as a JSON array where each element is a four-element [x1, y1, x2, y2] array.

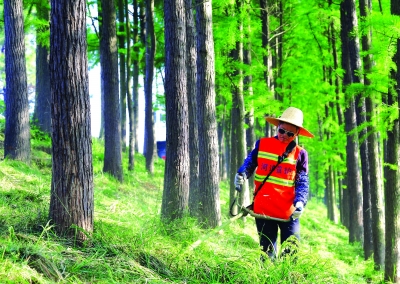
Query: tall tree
[[260, 0, 273, 91], [196, 0, 221, 228], [144, 0, 156, 174], [161, 0, 190, 220], [359, 0, 377, 260], [126, 0, 135, 171], [244, 18, 255, 194], [33, 0, 51, 134], [384, 1, 400, 280], [49, 0, 94, 242], [185, 0, 200, 217], [229, 0, 248, 216], [4, 0, 31, 162], [385, 59, 400, 281], [97, 0, 105, 140], [118, 0, 127, 151], [100, 0, 123, 181], [132, 0, 141, 154], [340, 0, 364, 244]]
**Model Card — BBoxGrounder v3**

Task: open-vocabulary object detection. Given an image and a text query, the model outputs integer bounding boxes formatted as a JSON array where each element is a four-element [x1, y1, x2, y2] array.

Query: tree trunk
[[97, 0, 105, 140], [49, 0, 94, 242], [144, 0, 156, 174], [229, 1, 248, 216], [359, 0, 378, 261], [4, 0, 31, 162], [100, 0, 123, 182], [327, 164, 337, 222], [161, 0, 190, 221], [33, 1, 51, 134], [186, 0, 200, 217], [132, 0, 140, 154], [217, 104, 228, 181], [274, 0, 283, 101], [125, 0, 135, 171], [196, 0, 221, 228], [118, 0, 127, 151], [244, 21, 256, 194], [384, 25, 400, 281], [340, 0, 364, 244], [260, 0, 273, 91]]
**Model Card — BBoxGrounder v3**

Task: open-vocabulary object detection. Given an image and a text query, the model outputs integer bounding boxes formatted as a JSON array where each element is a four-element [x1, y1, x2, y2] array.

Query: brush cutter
[[187, 186, 290, 252], [231, 185, 291, 222]]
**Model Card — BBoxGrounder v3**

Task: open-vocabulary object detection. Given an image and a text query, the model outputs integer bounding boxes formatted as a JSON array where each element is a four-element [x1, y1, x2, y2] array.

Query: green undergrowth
[[0, 137, 384, 283]]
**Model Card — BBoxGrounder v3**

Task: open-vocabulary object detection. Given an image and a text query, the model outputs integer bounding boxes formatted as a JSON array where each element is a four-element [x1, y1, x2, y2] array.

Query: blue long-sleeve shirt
[[238, 137, 310, 206]]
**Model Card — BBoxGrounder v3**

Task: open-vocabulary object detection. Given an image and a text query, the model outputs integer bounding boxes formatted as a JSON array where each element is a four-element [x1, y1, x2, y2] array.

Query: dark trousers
[[255, 218, 300, 257]]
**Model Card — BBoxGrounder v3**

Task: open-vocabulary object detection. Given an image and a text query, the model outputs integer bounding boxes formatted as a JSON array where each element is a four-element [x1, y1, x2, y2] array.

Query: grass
[[0, 136, 385, 283]]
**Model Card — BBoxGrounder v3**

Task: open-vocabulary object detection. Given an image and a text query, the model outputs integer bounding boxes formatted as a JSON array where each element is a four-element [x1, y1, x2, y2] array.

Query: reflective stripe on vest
[[253, 137, 302, 219]]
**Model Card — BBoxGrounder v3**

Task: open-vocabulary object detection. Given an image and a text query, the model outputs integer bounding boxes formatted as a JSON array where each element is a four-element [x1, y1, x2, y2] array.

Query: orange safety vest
[[253, 137, 302, 219]]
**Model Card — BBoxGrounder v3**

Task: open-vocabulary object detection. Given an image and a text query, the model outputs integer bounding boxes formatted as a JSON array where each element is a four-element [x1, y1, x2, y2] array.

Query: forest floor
[[0, 136, 385, 283]]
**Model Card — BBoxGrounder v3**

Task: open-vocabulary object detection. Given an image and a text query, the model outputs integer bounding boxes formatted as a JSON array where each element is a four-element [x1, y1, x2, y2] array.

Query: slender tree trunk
[[161, 0, 190, 220], [335, 100, 348, 227], [327, 163, 337, 222], [33, 0, 51, 134], [118, 0, 127, 151], [274, 0, 283, 101], [359, 0, 377, 261], [244, 20, 255, 194], [97, 0, 105, 140], [100, 0, 123, 182], [384, 62, 400, 282], [125, 0, 135, 171], [340, 0, 364, 244], [218, 103, 228, 181], [144, 0, 156, 174], [4, 0, 31, 162], [49, 0, 94, 242], [132, 0, 140, 154], [384, 2, 400, 278], [229, 0, 249, 216], [260, 0, 273, 91], [196, 0, 221, 228], [186, 0, 200, 217]]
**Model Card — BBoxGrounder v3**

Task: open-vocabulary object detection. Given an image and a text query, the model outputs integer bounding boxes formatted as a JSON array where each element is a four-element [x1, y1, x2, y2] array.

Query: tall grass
[[0, 137, 384, 283]]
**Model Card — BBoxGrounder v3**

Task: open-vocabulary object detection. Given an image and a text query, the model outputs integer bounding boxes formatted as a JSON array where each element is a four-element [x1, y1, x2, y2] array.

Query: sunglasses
[[278, 127, 296, 137]]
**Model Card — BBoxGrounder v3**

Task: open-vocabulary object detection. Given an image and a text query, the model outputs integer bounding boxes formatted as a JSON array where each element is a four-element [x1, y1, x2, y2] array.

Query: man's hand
[[291, 201, 304, 220], [234, 173, 246, 191]]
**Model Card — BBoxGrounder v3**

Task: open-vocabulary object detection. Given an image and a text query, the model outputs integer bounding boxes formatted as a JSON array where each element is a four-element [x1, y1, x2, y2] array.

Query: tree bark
[[125, 0, 135, 171], [244, 20, 256, 194], [132, 0, 140, 154], [33, 1, 51, 134], [196, 0, 221, 228], [144, 0, 156, 174], [118, 0, 127, 151], [49, 0, 94, 242], [340, 0, 364, 244], [260, 0, 273, 92], [100, 0, 123, 181], [384, 15, 400, 280], [229, 0, 249, 216], [185, 0, 200, 217], [359, 0, 378, 261], [161, 0, 190, 220], [4, 0, 31, 162]]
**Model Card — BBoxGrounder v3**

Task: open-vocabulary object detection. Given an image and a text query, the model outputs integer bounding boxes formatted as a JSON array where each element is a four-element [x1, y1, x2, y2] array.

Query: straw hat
[[265, 107, 314, 138]]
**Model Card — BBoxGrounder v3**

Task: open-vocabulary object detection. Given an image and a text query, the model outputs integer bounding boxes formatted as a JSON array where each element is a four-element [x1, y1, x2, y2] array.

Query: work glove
[[291, 201, 304, 220], [234, 172, 246, 192]]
